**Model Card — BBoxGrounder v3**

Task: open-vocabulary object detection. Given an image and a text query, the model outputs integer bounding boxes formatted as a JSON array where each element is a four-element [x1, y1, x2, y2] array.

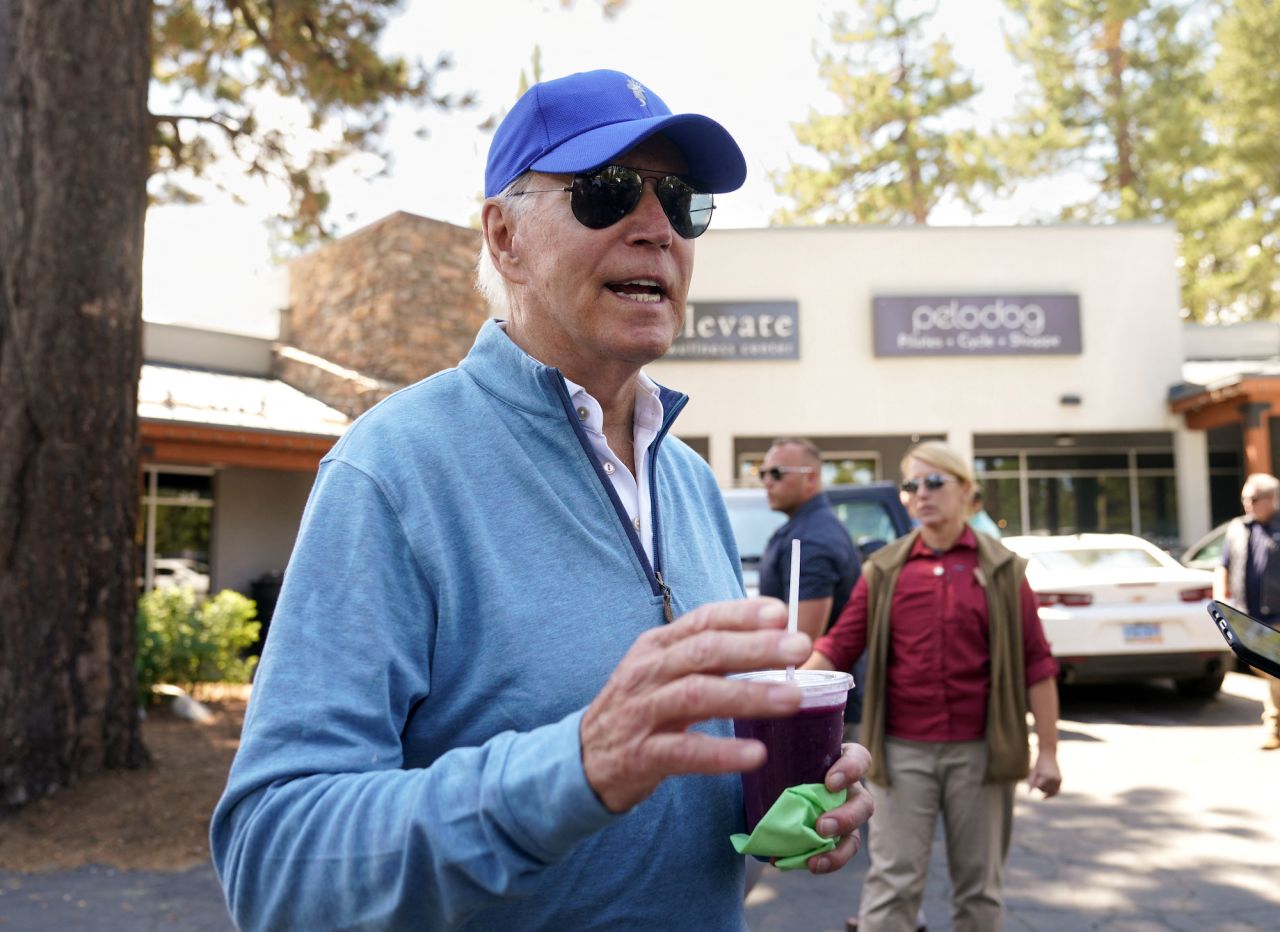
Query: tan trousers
[[859, 738, 1014, 932], [1264, 673, 1280, 737]]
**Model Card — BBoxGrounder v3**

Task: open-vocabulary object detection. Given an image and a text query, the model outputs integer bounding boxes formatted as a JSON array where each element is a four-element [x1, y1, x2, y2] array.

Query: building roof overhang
[[139, 363, 348, 471], [139, 420, 337, 471], [1169, 366, 1280, 430]]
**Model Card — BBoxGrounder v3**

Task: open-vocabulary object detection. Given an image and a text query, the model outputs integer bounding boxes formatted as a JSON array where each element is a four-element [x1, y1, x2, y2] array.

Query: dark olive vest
[[860, 528, 1031, 786]]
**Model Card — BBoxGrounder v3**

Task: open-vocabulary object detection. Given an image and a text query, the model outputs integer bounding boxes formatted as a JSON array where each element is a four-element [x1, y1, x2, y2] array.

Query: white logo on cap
[[626, 78, 647, 107]]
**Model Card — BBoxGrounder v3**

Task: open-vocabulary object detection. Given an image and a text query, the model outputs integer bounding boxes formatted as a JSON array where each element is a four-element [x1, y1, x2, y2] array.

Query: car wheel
[[1173, 670, 1226, 699]]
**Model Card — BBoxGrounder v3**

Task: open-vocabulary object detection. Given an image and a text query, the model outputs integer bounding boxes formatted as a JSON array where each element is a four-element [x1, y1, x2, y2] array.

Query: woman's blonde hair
[[900, 440, 975, 489]]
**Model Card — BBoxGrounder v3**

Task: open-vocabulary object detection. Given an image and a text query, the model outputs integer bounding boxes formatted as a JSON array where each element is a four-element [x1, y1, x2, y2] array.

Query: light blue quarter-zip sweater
[[210, 320, 749, 930]]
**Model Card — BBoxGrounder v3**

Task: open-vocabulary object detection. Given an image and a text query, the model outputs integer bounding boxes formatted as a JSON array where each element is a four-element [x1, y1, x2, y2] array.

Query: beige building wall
[[212, 468, 316, 595], [650, 223, 1189, 483]]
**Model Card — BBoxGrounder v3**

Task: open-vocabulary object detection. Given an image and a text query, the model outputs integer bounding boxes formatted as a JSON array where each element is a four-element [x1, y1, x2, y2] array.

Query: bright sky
[[142, 0, 1091, 337]]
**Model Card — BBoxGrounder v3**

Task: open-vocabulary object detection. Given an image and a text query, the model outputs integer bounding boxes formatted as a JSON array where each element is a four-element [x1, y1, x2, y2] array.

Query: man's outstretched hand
[[580, 598, 810, 813]]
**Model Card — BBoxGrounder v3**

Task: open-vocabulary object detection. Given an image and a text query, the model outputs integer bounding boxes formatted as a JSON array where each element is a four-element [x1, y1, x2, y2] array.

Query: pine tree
[[773, 0, 1003, 225], [150, 0, 468, 247], [1180, 0, 1280, 321], [1, 0, 154, 811], [0, 0, 461, 812], [999, 0, 1214, 222]]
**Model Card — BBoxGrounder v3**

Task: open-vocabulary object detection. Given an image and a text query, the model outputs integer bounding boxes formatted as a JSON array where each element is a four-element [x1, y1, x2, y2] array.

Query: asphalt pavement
[[0, 862, 232, 931], [2, 673, 1277, 930], [746, 671, 1280, 931]]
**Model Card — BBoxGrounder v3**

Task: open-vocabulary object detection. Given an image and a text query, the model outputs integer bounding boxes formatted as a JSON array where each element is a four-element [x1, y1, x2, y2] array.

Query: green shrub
[[136, 587, 261, 701]]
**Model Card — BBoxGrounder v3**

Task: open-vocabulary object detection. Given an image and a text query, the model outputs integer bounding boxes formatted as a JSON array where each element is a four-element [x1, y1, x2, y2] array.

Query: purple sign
[[873, 294, 1082, 357], [666, 301, 799, 360]]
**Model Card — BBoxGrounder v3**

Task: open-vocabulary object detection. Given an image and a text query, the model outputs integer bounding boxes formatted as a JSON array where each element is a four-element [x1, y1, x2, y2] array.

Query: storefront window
[[155, 471, 213, 501], [1029, 475, 1133, 535], [823, 456, 877, 486], [1137, 475, 1181, 549], [738, 453, 878, 487], [1208, 448, 1242, 527], [140, 466, 213, 593], [1027, 452, 1128, 471], [974, 455, 1020, 474], [977, 444, 1182, 545], [979, 477, 1022, 535]]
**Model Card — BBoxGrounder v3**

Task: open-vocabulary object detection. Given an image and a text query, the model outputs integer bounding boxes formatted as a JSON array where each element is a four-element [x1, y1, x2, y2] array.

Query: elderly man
[[758, 438, 860, 641], [210, 70, 873, 930], [1216, 473, 1280, 750]]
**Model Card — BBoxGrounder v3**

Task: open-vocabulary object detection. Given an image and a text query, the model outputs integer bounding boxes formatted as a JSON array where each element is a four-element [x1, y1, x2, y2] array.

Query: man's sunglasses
[[900, 473, 954, 494], [758, 466, 815, 482], [509, 164, 715, 239]]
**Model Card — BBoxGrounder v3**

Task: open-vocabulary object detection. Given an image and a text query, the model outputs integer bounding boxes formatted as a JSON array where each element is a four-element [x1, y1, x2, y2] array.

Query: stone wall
[[279, 212, 487, 415]]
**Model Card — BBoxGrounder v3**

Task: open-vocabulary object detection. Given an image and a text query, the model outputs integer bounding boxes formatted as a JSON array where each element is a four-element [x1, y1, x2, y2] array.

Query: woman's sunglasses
[[900, 473, 954, 494], [509, 165, 715, 239]]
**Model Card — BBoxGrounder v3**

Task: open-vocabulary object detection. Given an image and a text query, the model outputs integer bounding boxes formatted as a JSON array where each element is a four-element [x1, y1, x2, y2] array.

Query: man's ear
[[480, 200, 529, 285]]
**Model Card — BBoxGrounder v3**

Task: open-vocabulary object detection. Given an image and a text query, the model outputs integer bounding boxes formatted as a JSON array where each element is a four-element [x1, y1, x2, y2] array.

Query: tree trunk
[[1102, 17, 1135, 197], [0, 0, 152, 810]]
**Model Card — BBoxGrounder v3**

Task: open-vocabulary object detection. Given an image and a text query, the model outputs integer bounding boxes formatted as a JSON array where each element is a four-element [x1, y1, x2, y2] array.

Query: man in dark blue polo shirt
[[758, 438, 860, 640], [1218, 472, 1280, 750]]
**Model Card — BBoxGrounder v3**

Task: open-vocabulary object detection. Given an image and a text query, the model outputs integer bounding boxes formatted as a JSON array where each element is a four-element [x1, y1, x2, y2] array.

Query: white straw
[[787, 538, 801, 682]]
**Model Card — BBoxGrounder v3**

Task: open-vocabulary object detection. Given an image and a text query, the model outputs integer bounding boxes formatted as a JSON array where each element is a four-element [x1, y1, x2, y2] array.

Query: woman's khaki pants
[[859, 738, 1014, 932]]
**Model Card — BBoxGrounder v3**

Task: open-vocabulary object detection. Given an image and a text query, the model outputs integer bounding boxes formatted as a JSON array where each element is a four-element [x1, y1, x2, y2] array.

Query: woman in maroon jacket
[[805, 440, 1061, 932]]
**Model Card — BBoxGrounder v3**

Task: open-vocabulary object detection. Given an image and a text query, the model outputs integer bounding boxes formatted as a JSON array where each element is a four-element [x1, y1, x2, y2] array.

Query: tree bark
[[0, 0, 152, 810]]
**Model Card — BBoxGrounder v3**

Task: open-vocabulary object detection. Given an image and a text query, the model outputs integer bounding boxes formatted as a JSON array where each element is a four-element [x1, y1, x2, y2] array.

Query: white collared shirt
[[561, 372, 662, 565]]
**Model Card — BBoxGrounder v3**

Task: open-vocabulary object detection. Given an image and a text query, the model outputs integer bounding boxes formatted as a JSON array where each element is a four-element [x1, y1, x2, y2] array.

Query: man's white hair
[[1244, 473, 1280, 496], [475, 173, 536, 317]]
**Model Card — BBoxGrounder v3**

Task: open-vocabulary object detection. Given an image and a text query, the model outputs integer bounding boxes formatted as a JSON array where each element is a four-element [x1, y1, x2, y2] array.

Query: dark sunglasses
[[900, 473, 953, 495], [510, 164, 715, 239], [758, 466, 815, 482]]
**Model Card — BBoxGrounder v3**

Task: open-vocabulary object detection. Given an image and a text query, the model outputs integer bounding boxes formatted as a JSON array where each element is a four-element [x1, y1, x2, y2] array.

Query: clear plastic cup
[[729, 669, 854, 831]]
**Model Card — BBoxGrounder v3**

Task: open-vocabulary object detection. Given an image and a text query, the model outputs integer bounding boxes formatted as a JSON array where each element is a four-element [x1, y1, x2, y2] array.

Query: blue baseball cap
[[484, 69, 747, 197]]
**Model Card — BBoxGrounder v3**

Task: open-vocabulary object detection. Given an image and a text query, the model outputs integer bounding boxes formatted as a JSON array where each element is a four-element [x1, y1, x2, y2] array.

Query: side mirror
[[857, 538, 887, 560]]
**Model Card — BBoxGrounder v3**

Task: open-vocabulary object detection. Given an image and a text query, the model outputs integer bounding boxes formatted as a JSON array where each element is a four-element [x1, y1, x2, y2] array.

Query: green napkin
[[729, 783, 848, 871]]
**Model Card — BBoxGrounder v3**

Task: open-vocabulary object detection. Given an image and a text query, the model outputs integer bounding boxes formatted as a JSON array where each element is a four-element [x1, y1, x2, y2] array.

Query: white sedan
[[1002, 533, 1233, 697]]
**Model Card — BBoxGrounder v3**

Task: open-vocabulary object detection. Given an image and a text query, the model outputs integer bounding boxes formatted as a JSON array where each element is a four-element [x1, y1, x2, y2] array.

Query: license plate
[[1123, 622, 1163, 644]]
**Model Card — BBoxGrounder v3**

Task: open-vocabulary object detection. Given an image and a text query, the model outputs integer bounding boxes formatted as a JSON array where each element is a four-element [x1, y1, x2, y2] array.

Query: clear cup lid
[[729, 669, 853, 709]]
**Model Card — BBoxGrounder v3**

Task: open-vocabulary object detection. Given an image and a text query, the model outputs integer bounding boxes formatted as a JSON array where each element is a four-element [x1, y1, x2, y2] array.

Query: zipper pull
[[654, 570, 674, 624]]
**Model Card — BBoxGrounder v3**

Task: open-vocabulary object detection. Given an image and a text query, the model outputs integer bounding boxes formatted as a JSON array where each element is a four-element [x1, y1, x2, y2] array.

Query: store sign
[[666, 301, 799, 360], [873, 294, 1082, 357]]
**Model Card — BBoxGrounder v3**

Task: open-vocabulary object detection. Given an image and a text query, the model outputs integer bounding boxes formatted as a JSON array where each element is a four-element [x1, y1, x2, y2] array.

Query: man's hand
[[803, 742, 875, 875], [580, 598, 811, 813]]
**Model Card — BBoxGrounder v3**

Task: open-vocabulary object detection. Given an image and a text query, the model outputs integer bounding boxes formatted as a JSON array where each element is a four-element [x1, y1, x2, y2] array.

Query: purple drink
[[730, 669, 853, 832]]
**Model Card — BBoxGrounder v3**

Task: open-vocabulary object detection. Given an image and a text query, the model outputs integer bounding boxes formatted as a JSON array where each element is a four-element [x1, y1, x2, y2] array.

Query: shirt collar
[[486, 319, 670, 432], [788, 492, 830, 523], [560, 371, 662, 436], [908, 523, 979, 558], [771, 492, 829, 539]]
